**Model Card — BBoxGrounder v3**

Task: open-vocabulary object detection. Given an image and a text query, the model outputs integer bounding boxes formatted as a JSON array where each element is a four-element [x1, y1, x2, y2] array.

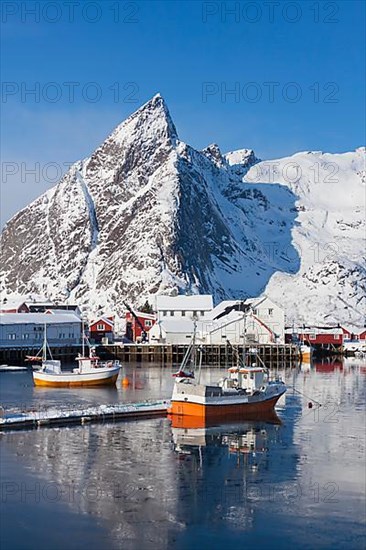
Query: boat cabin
[[228, 366, 265, 393], [42, 360, 61, 374], [239, 368, 265, 392]]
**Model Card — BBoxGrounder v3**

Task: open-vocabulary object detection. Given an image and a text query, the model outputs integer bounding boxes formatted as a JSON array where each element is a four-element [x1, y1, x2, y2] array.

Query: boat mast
[[42, 323, 47, 361], [82, 317, 85, 357], [242, 308, 247, 367], [192, 319, 197, 368]]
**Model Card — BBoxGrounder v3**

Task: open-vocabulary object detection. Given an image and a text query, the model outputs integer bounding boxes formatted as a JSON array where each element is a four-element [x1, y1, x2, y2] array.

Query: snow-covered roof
[[24, 302, 55, 308], [206, 296, 268, 320], [205, 300, 238, 320], [340, 325, 365, 335], [91, 316, 115, 327], [0, 313, 81, 325], [0, 299, 27, 310], [45, 309, 81, 316], [127, 311, 156, 320], [156, 295, 213, 311], [290, 327, 344, 335]]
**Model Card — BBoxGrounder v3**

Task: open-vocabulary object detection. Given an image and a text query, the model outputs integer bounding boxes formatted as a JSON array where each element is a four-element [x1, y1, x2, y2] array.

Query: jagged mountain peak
[[201, 143, 226, 167], [107, 93, 178, 147], [225, 148, 257, 167], [1, 98, 364, 325]]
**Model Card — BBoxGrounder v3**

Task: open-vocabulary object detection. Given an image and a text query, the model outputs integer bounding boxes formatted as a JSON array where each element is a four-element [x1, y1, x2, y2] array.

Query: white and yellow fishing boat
[[300, 343, 312, 363], [28, 325, 121, 388]]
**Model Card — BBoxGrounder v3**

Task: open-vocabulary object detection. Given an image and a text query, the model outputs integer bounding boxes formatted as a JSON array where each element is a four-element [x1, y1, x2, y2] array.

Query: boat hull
[[168, 392, 284, 419], [33, 368, 120, 387]]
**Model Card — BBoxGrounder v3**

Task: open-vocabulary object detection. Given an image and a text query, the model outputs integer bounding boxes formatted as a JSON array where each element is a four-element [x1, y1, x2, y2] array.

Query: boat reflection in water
[[169, 411, 290, 534], [171, 413, 281, 469]]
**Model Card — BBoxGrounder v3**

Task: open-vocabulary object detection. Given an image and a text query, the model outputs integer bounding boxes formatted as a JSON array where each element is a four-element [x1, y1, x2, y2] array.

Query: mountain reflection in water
[[0, 360, 365, 550]]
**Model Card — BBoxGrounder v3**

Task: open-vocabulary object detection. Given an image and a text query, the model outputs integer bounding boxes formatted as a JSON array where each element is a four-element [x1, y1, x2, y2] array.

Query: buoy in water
[[121, 377, 130, 387]]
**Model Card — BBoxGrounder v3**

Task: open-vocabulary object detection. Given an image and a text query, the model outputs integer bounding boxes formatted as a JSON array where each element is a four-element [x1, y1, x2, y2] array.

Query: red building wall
[[125, 312, 156, 342], [341, 327, 366, 341], [299, 332, 343, 345]]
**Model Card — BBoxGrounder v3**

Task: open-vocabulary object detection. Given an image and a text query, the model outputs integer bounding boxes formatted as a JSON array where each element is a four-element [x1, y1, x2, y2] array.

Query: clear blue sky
[[1, 0, 365, 225]]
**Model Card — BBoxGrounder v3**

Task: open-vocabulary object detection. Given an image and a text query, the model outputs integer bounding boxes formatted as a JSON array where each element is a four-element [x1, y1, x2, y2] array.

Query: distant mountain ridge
[[1, 95, 365, 324]]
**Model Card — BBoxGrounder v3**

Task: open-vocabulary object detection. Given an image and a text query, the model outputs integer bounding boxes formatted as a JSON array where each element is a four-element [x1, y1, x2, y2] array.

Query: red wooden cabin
[[89, 316, 114, 343], [341, 326, 366, 341], [125, 311, 156, 342]]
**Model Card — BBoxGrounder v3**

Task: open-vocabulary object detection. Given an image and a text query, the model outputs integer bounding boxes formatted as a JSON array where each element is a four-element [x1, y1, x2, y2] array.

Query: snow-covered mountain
[[1, 95, 365, 324]]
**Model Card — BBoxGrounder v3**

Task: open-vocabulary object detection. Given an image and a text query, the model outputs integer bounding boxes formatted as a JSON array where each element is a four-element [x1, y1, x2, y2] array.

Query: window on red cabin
[[97, 323, 105, 331], [334, 334, 340, 340], [309, 334, 316, 340], [145, 320, 152, 327]]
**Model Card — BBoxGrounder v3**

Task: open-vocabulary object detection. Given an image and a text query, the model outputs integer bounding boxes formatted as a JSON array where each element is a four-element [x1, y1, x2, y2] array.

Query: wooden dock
[[0, 343, 299, 366], [98, 343, 299, 366], [0, 345, 81, 363]]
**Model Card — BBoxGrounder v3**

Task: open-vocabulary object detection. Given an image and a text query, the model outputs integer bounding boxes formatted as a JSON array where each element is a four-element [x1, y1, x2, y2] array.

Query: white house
[[155, 295, 213, 320], [148, 319, 204, 345], [0, 313, 82, 348], [149, 295, 284, 345], [205, 296, 285, 344]]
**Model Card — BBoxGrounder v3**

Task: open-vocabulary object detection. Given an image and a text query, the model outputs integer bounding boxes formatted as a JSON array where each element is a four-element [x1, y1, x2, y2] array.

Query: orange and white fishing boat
[[29, 325, 121, 387], [168, 321, 286, 420]]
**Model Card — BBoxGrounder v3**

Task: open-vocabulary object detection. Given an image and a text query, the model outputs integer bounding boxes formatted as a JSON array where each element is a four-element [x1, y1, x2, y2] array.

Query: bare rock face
[[1, 95, 365, 324]]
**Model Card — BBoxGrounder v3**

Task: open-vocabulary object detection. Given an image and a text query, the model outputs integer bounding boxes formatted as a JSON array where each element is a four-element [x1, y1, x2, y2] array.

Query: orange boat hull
[[33, 373, 119, 388], [168, 393, 283, 419]]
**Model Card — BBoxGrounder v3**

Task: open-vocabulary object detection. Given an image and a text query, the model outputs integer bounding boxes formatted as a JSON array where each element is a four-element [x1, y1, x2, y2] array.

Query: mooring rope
[[287, 385, 322, 407]]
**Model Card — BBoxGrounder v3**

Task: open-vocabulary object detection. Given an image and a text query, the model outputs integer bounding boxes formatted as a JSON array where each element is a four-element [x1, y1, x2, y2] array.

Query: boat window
[[170, 311, 174, 316]]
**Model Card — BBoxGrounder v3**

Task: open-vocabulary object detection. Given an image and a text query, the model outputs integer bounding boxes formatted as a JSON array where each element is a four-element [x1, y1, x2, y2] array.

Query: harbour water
[[1, 359, 365, 549]]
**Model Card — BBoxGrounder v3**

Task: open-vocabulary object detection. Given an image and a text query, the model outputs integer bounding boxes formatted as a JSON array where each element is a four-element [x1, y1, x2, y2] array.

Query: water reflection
[[1, 358, 365, 549]]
